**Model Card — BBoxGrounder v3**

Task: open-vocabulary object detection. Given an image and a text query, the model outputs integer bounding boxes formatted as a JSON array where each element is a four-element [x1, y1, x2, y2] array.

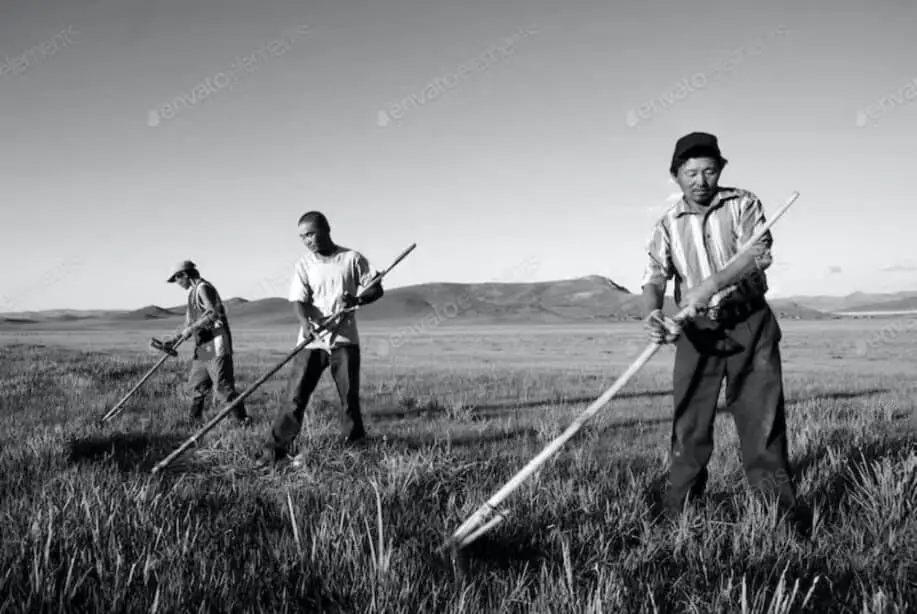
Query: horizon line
[[1, 273, 913, 315]]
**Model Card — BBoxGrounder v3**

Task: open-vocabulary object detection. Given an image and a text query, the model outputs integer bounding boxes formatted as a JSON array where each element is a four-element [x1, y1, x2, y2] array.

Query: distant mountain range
[[772, 290, 917, 314], [1, 276, 915, 329]]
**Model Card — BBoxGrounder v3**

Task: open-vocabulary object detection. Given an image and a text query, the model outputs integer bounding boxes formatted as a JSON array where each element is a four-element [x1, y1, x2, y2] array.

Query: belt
[[709, 295, 767, 324]]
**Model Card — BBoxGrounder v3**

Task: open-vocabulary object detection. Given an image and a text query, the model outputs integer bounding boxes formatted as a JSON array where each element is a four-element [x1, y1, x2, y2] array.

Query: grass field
[[1, 318, 916, 613]]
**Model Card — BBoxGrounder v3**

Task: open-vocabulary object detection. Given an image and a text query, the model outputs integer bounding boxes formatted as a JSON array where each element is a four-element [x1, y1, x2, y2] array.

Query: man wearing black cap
[[164, 260, 251, 426], [640, 132, 808, 535]]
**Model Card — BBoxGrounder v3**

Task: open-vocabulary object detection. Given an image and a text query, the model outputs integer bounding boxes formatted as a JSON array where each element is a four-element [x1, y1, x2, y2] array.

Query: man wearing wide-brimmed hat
[[163, 260, 251, 426]]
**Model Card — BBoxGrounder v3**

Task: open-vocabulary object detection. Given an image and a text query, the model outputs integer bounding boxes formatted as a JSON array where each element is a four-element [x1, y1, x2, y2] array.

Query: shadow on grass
[[788, 387, 891, 404], [448, 530, 554, 581], [160, 487, 351, 611], [385, 416, 672, 452], [443, 456, 663, 584], [101, 362, 168, 383], [472, 390, 673, 412], [383, 426, 542, 451], [641, 470, 671, 524], [710, 388, 891, 417], [438, 383, 891, 422], [447, 487, 652, 581], [792, 428, 917, 528], [368, 390, 673, 422], [66, 431, 198, 473], [594, 416, 671, 436]]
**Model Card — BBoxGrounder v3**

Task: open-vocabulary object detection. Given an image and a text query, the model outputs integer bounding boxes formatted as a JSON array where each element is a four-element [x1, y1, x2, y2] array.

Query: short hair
[[186, 267, 200, 280], [297, 211, 330, 231]]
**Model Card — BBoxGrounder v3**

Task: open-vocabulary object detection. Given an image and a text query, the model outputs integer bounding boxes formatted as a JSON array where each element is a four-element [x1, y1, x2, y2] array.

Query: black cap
[[670, 132, 727, 174]]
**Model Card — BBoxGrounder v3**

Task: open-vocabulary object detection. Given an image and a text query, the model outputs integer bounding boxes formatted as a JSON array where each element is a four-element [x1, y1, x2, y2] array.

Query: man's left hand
[[680, 279, 718, 319], [341, 292, 361, 309]]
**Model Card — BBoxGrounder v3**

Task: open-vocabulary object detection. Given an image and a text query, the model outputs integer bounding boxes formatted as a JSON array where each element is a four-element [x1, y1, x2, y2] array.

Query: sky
[[1, 0, 915, 312]]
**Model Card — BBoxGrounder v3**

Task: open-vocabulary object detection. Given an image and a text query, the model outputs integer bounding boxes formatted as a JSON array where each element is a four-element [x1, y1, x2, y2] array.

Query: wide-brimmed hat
[[167, 259, 196, 283]]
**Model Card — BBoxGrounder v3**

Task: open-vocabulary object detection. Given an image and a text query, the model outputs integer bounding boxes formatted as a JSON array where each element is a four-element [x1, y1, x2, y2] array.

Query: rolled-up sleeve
[[288, 259, 312, 303], [641, 221, 674, 290], [354, 252, 378, 288], [736, 195, 773, 272]]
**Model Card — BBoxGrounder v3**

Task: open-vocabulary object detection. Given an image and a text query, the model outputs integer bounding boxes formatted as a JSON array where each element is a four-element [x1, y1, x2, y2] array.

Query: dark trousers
[[666, 302, 797, 516], [187, 354, 247, 420], [268, 345, 364, 454]]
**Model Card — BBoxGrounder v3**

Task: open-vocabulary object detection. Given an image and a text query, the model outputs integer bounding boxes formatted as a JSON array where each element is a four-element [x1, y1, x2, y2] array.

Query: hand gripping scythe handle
[[99, 309, 216, 424], [447, 192, 800, 550], [150, 243, 417, 475]]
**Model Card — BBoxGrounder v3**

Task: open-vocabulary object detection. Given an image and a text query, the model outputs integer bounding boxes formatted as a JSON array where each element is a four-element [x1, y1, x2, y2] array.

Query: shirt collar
[[310, 244, 341, 262], [672, 187, 740, 217]]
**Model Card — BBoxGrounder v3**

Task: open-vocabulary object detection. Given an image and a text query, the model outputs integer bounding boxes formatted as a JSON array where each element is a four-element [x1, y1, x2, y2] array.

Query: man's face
[[174, 272, 191, 289], [298, 220, 331, 253], [674, 157, 722, 205]]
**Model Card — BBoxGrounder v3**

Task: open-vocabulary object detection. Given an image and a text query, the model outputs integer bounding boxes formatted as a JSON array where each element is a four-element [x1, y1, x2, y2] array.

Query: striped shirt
[[640, 187, 774, 311]]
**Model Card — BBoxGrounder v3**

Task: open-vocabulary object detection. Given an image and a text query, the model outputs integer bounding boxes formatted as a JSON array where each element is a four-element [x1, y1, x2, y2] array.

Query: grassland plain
[[1, 318, 916, 613]]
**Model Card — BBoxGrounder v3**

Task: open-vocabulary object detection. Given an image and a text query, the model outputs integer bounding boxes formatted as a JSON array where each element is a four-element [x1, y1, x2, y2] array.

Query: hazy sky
[[1, 0, 915, 311]]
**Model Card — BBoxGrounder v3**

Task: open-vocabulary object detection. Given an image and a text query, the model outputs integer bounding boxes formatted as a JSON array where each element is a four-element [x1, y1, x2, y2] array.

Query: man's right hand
[[644, 309, 681, 344], [300, 318, 321, 337]]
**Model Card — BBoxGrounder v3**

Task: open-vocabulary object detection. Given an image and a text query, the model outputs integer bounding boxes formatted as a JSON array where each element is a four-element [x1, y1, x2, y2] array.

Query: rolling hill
[[111, 305, 181, 321], [0, 275, 837, 330], [828, 295, 917, 313]]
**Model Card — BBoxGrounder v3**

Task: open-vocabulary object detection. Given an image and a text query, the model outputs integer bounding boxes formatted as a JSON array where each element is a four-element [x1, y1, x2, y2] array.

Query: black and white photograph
[[1, 0, 915, 611]]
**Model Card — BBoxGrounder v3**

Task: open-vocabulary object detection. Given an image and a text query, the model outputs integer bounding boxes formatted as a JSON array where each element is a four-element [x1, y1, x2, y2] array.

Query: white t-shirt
[[288, 245, 377, 351]]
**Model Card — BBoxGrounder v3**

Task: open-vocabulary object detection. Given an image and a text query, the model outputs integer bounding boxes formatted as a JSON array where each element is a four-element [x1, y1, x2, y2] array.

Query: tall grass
[[1, 320, 915, 612]]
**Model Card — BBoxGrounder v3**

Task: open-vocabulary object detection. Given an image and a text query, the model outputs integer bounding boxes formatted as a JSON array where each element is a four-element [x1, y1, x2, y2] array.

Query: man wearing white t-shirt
[[260, 211, 385, 464]]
